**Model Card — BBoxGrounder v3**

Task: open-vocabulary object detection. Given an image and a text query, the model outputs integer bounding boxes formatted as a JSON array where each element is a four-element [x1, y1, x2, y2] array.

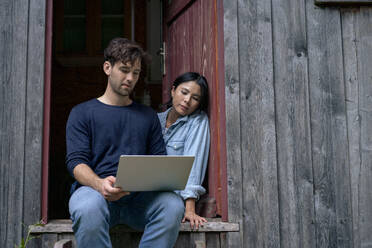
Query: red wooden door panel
[[163, 0, 227, 220]]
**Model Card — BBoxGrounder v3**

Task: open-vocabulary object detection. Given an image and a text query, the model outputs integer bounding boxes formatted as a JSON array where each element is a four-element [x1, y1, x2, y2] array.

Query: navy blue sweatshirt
[[66, 99, 166, 193]]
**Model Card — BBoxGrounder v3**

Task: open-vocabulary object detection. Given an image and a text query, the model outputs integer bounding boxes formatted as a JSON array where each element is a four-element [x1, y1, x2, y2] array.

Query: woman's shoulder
[[157, 109, 169, 125], [188, 110, 209, 124], [157, 110, 168, 118]]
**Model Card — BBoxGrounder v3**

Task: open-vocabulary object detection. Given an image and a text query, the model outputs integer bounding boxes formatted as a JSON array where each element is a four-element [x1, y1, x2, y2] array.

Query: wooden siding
[[224, 0, 244, 247], [2, 0, 372, 247], [224, 0, 372, 247], [342, 7, 372, 247], [0, 0, 45, 248]]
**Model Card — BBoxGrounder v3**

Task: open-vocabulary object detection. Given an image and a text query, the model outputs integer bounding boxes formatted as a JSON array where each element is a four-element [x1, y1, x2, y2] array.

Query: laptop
[[114, 155, 194, 191]]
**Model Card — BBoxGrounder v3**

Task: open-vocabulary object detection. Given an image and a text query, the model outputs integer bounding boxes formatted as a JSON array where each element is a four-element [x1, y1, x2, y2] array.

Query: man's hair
[[104, 38, 149, 66]]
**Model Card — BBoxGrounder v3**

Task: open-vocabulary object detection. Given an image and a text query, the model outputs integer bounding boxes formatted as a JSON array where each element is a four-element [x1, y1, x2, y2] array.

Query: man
[[66, 38, 184, 248]]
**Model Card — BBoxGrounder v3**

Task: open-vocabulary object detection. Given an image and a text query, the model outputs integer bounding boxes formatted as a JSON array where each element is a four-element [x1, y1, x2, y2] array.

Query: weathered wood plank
[[206, 233, 220, 248], [271, 0, 316, 247], [306, 3, 353, 247], [0, 0, 29, 247], [180, 222, 239, 232], [23, 0, 46, 243], [341, 7, 361, 248], [315, 0, 372, 5], [41, 234, 58, 248], [190, 232, 206, 248], [174, 232, 191, 248], [223, 0, 243, 247], [237, 0, 280, 247], [30, 219, 239, 233], [355, 7, 372, 248]]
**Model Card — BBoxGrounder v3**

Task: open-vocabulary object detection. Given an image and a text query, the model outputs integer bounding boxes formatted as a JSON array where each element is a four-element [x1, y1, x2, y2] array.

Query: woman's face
[[171, 80, 201, 116]]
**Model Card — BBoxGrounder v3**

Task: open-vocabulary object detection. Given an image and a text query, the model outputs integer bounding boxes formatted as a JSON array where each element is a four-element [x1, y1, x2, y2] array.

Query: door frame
[[41, 0, 228, 222], [41, 0, 53, 223]]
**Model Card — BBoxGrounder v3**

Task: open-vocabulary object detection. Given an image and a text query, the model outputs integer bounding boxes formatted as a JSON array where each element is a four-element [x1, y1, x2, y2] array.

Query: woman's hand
[[182, 210, 207, 230], [182, 198, 207, 230]]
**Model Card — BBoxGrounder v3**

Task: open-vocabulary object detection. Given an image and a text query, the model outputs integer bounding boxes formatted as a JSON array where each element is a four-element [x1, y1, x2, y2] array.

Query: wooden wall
[[224, 0, 372, 247], [0, 0, 45, 247], [2, 0, 372, 247]]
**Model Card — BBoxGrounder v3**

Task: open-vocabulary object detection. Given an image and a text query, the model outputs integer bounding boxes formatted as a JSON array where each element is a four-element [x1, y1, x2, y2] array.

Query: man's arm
[[148, 111, 167, 155], [73, 163, 129, 201]]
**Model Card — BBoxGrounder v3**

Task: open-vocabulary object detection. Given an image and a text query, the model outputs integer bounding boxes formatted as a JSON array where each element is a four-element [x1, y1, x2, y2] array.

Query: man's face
[[104, 59, 141, 97]]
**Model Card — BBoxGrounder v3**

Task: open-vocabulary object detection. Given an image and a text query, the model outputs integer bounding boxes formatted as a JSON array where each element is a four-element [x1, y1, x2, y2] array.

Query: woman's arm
[[181, 113, 210, 228], [181, 113, 210, 200], [182, 198, 207, 229]]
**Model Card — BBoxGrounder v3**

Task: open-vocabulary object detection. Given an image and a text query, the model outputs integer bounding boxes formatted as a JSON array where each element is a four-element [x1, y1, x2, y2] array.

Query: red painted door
[[163, 0, 227, 220]]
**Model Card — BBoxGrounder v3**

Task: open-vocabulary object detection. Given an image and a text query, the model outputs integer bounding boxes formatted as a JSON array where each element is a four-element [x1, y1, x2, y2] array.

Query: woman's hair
[[104, 37, 149, 67], [167, 72, 209, 112]]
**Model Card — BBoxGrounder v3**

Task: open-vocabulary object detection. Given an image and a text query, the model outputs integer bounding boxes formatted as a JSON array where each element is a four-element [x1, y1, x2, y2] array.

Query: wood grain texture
[[222, 0, 244, 247], [0, 0, 29, 247], [31, 220, 235, 247], [306, 3, 353, 247], [174, 233, 191, 248], [34, 232, 229, 248], [23, 0, 45, 243], [164, 0, 194, 23], [30, 219, 239, 233], [41, 234, 58, 248], [352, 7, 372, 247], [206, 233, 220, 248], [341, 7, 361, 248], [190, 232, 206, 248], [220, 232, 228, 248], [237, 0, 280, 247], [271, 0, 316, 247]]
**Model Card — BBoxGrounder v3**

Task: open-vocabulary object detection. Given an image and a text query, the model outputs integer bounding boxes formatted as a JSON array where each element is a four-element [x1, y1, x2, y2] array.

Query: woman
[[158, 72, 210, 229]]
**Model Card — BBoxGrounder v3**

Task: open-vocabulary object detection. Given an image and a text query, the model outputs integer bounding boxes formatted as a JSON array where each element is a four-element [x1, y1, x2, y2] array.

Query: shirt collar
[[160, 107, 202, 128], [165, 107, 188, 125]]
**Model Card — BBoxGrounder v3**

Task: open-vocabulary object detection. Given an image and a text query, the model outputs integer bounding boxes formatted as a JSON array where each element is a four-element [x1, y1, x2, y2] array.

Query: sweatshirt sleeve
[[147, 111, 167, 155], [177, 113, 210, 200], [65, 107, 92, 177]]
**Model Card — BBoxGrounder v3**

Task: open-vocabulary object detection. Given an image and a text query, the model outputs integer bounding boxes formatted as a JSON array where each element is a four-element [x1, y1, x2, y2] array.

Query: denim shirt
[[158, 108, 210, 200]]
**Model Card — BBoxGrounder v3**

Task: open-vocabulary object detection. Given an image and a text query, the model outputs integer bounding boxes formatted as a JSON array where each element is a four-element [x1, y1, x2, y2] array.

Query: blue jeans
[[69, 186, 185, 248]]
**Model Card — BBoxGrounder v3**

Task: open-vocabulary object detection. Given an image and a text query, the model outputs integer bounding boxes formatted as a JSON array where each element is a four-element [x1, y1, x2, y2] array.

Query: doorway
[[46, 0, 227, 221], [49, 0, 163, 219]]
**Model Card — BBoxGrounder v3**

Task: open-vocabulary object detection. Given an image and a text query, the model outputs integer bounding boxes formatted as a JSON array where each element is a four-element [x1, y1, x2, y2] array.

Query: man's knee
[[69, 187, 109, 227], [157, 192, 185, 227]]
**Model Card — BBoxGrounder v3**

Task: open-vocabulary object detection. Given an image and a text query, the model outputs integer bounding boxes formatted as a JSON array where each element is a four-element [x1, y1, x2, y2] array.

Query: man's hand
[[73, 164, 129, 201], [96, 176, 130, 201]]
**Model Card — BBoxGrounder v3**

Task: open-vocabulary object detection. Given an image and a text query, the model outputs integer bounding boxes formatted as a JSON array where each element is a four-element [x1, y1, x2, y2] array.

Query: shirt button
[[174, 145, 177, 149]]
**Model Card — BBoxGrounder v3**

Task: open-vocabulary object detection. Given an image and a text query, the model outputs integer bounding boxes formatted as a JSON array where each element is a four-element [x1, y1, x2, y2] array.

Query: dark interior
[[49, 0, 163, 219]]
